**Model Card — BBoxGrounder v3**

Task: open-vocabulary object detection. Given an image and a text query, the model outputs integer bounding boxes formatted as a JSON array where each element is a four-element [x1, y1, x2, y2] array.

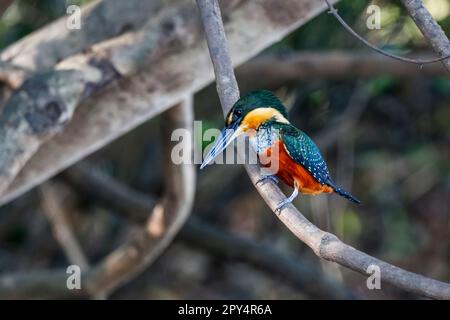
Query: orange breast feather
[[261, 141, 333, 195]]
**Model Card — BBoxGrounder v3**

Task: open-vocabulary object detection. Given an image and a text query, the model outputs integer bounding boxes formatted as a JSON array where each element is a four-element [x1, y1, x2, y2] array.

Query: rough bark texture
[[0, 0, 170, 71], [0, 61, 120, 195], [0, 0, 337, 205], [0, 0, 200, 197]]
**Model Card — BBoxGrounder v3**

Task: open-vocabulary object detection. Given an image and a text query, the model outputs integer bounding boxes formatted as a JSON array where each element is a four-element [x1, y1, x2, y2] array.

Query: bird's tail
[[334, 186, 361, 204]]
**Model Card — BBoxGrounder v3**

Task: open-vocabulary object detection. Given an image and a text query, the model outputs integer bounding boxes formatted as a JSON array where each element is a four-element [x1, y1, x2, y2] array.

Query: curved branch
[[64, 163, 353, 299], [66, 163, 157, 223], [0, 0, 334, 206], [236, 51, 447, 91], [0, 162, 353, 299], [181, 218, 354, 299], [39, 182, 90, 270], [196, 0, 450, 299], [324, 0, 450, 66], [400, 0, 450, 71], [0, 0, 200, 197], [85, 98, 196, 297], [0, 98, 196, 299]]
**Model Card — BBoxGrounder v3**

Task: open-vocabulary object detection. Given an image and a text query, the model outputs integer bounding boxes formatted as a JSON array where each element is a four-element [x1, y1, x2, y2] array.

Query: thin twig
[[196, 0, 450, 299], [324, 0, 450, 66], [39, 182, 89, 270]]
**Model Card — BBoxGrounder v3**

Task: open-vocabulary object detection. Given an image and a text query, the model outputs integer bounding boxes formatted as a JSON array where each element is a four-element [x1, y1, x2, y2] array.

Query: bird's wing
[[279, 124, 335, 187]]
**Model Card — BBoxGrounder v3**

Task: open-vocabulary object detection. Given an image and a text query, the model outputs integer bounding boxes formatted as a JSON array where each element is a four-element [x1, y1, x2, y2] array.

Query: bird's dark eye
[[235, 109, 242, 117]]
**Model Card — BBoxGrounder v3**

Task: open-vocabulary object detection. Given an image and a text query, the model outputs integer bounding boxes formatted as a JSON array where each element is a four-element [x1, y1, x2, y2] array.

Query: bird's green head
[[201, 90, 289, 169], [225, 89, 289, 129]]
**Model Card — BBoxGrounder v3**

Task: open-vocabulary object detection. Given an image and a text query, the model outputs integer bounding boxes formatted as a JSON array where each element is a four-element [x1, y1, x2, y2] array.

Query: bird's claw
[[275, 199, 291, 214], [256, 175, 279, 186], [275, 182, 299, 214]]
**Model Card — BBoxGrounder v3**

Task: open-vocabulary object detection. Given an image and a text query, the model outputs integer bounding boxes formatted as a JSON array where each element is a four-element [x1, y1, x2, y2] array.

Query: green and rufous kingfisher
[[201, 89, 360, 211]]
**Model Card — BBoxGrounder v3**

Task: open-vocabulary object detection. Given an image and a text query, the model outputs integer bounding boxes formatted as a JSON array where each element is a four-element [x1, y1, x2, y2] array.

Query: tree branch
[[181, 218, 354, 299], [0, 98, 195, 299], [66, 163, 157, 223], [85, 98, 196, 297], [196, 0, 450, 299], [0, 61, 28, 90], [0, 0, 168, 71], [324, 0, 450, 66], [0, 270, 81, 299], [0, 0, 338, 206], [0, 0, 200, 197], [64, 162, 353, 299], [236, 51, 447, 91], [39, 181, 89, 270], [400, 0, 450, 71]]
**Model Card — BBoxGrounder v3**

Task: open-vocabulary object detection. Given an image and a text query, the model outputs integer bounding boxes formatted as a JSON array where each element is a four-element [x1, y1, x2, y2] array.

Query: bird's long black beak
[[200, 120, 242, 169]]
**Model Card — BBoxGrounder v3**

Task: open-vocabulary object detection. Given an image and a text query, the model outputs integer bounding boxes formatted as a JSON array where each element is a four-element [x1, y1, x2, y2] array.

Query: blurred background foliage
[[0, 0, 449, 299]]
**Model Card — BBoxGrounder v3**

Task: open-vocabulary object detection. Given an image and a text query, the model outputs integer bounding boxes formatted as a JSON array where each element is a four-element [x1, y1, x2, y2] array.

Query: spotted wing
[[279, 125, 335, 187]]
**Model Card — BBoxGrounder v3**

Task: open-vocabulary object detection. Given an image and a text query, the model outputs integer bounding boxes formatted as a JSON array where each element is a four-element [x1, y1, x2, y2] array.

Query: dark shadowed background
[[0, 0, 449, 299]]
